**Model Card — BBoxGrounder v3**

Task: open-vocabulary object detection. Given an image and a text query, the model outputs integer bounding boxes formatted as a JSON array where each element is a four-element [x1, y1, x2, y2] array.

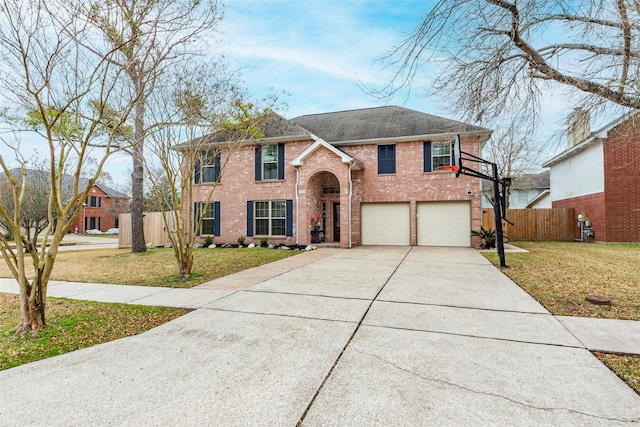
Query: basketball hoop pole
[[452, 138, 511, 268], [491, 163, 507, 268]]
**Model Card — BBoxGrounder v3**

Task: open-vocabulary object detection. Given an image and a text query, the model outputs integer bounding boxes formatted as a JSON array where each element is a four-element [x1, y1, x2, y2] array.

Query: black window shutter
[[378, 144, 396, 174], [390, 145, 396, 173], [277, 143, 285, 180], [254, 146, 262, 181], [194, 202, 201, 235], [285, 199, 293, 237], [246, 200, 254, 236], [424, 141, 432, 172], [214, 202, 221, 236], [194, 158, 201, 184], [214, 153, 221, 183]]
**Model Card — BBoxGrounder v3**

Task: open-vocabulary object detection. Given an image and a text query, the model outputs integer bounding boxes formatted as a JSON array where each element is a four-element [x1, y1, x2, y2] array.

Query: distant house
[[509, 171, 551, 209], [180, 106, 492, 248], [542, 109, 640, 242], [482, 171, 551, 209], [70, 183, 130, 233]]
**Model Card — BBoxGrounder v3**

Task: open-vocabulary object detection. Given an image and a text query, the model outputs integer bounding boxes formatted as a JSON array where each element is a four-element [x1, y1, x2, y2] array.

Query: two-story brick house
[[70, 183, 130, 233], [186, 106, 491, 247]]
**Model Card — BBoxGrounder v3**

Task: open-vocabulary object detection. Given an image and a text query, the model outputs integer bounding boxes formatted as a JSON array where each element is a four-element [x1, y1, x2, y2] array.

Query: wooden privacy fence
[[118, 211, 177, 248], [482, 208, 575, 241]]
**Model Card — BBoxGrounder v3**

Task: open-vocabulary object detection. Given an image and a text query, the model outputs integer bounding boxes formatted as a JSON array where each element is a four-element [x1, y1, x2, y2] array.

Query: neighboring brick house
[[185, 106, 492, 248], [70, 183, 130, 233], [542, 109, 640, 242]]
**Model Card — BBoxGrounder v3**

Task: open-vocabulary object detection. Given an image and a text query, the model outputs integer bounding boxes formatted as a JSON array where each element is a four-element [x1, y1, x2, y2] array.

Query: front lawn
[[0, 247, 300, 288], [0, 293, 188, 371], [483, 241, 640, 320]]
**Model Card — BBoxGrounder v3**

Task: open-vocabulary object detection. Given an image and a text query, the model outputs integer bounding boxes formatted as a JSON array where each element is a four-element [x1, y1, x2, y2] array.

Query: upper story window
[[255, 143, 285, 181], [432, 141, 451, 169], [87, 196, 102, 208], [262, 145, 278, 180], [377, 144, 396, 174], [424, 140, 452, 172], [195, 150, 221, 184]]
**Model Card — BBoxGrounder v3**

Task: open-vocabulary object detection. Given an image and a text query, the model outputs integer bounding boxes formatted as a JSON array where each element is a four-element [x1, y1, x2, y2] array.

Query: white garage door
[[361, 203, 410, 245], [417, 201, 471, 247]]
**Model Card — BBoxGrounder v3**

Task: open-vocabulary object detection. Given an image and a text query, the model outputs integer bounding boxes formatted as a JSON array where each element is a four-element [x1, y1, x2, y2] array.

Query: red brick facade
[[190, 134, 485, 247], [603, 115, 640, 243], [552, 192, 606, 241], [69, 185, 129, 233]]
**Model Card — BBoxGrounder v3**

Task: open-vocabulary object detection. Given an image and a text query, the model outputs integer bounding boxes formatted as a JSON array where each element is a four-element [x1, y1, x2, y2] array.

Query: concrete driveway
[[1, 247, 639, 426]]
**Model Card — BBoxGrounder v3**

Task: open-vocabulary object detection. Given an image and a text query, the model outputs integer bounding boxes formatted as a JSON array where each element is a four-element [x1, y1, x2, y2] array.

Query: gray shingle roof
[[197, 112, 309, 144], [290, 106, 490, 143], [3, 169, 129, 199], [511, 171, 550, 190]]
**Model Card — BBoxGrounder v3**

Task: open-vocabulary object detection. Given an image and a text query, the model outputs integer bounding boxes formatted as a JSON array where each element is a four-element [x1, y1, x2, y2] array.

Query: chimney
[[567, 108, 590, 148]]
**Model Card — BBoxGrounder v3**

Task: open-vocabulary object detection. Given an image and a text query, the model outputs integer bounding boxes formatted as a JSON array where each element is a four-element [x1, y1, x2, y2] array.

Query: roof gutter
[[348, 161, 356, 249], [294, 164, 300, 246]]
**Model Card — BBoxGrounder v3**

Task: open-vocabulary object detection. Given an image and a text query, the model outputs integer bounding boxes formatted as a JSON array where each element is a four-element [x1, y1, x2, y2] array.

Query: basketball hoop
[[436, 165, 460, 172]]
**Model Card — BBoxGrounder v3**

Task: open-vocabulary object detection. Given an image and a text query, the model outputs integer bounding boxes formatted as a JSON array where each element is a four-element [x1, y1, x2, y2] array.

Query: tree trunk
[[131, 94, 146, 253], [178, 251, 193, 277], [17, 275, 46, 334]]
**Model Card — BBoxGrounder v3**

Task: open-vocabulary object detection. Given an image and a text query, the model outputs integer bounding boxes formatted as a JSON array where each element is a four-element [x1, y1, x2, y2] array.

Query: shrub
[[237, 235, 245, 245], [204, 235, 213, 247], [472, 227, 496, 249], [260, 237, 268, 247]]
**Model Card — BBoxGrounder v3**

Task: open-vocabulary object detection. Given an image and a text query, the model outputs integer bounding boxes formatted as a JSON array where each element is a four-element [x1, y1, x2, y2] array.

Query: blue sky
[[218, 0, 438, 118]]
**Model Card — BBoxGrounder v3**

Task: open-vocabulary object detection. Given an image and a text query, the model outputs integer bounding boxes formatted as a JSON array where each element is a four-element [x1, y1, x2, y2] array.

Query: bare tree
[[378, 0, 640, 130], [84, 0, 224, 253], [483, 123, 542, 178], [480, 123, 544, 208], [0, 0, 135, 333], [144, 63, 277, 277]]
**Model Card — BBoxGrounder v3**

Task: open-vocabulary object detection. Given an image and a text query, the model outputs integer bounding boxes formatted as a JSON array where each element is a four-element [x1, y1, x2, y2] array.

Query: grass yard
[[482, 241, 640, 395], [0, 293, 188, 371], [595, 352, 640, 395], [0, 247, 300, 288], [483, 241, 640, 320]]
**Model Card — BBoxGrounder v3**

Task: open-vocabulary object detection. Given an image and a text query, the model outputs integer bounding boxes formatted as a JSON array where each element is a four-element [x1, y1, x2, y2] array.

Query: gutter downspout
[[348, 161, 355, 248], [294, 165, 299, 245]]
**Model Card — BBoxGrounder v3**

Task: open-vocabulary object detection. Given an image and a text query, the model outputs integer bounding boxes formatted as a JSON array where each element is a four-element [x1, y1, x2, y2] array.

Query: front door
[[333, 203, 340, 242]]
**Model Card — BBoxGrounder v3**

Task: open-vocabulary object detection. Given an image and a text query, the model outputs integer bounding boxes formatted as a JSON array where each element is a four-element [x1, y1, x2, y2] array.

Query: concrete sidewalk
[[1, 247, 639, 425]]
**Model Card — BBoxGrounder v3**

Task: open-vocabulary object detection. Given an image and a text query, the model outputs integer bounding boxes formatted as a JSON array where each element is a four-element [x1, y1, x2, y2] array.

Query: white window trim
[[255, 200, 286, 237], [432, 140, 452, 169], [199, 203, 216, 236], [262, 145, 279, 180]]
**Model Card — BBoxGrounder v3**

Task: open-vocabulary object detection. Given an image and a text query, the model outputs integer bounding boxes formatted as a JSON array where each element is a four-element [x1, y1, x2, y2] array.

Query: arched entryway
[[305, 171, 342, 243]]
